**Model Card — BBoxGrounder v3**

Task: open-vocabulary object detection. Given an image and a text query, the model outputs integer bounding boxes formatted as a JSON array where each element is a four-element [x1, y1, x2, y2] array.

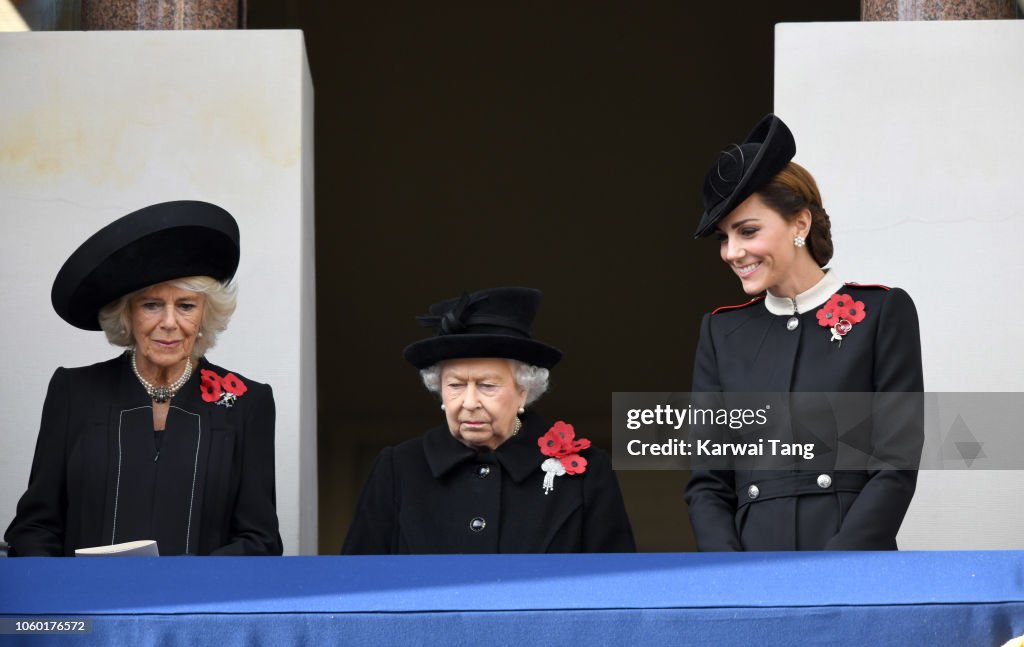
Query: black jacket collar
[[423, 410, 550, 484]]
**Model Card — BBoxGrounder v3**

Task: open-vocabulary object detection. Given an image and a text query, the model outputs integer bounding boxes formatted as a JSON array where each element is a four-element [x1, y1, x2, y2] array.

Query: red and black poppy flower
[[818, 293, 866, 328], [200, 369, 223, 403], [560, 453, 588, 475], [539, 421, 591, 457], [816, 304, 839, 327], [221, 373, 248, 397], [832, 294, 866, 324]]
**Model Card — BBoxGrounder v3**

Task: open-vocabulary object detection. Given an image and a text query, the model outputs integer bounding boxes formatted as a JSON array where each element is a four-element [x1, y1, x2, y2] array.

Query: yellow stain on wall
[[195, 89, 303, 169], [0, 91, 300, 188], [0, 102, 133, 186]]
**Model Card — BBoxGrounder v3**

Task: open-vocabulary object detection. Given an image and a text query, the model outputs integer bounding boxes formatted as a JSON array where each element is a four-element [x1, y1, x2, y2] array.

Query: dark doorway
[[248, 0, 861, 552]]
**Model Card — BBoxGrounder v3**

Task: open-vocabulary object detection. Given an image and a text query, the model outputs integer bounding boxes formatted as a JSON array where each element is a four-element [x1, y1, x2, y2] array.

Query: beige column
[[862, 0, 1017, 20]]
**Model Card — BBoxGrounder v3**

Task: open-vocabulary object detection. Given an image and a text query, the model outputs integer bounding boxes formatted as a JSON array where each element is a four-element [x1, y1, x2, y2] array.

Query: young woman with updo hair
[[684, 114, 923, 551]]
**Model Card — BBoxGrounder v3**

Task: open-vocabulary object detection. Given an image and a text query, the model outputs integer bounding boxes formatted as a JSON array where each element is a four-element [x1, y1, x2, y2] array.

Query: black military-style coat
[[5, 353, 283, 556], [683, 273, 924, 551], [342, 410, 636, 554]]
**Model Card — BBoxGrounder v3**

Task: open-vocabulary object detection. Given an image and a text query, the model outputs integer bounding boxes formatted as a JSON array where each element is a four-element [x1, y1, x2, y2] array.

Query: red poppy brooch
[[537, 421, 591, 494], [200, 369, 248, 407], [816, 293, 866, 348]]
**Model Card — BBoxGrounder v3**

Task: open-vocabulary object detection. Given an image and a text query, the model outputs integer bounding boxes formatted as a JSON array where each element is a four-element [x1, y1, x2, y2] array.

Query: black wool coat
[[5, 353, 283, 556], [342, 410, 636, 554], [684, 281, 924, 551]]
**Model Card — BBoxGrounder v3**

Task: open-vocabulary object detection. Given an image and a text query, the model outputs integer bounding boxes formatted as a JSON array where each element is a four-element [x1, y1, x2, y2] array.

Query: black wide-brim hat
[[693, 113, 796, 239], [403, 287, 563, 370], [51, 200, 240, 330]]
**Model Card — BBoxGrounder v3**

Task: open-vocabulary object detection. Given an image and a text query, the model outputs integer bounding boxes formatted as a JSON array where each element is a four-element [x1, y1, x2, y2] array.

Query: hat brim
[[51, 201, 240, 330], [403, 334, 563, 370], [693, 115, 795, 239]]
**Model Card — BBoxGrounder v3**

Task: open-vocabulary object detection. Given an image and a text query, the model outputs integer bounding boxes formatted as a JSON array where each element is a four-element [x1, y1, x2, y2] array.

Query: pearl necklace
[[130, 348, 193, 403]]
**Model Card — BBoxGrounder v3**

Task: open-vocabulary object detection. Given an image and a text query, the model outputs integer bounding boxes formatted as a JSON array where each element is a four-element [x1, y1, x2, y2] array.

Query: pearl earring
[[518, 406, 525, 414], [794, 236, 806, 248], [198, 330, 204, 337], [440, 404, 446, 411]]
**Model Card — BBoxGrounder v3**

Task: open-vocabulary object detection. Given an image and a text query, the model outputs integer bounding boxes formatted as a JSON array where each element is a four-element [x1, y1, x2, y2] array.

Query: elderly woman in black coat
[[684, 115, 923, 551], [5, 201, 282, 556], [343, 287, 635, 554]]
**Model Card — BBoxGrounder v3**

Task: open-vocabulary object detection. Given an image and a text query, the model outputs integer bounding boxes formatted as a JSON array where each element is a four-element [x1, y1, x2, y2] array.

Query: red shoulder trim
[[844, 282, 890, 291], [712, 296, 765, 315]]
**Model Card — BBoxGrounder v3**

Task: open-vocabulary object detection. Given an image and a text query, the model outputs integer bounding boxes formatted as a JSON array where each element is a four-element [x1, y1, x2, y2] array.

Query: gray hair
[[420, 359, 550, 406], [97, 276, 238, 360]]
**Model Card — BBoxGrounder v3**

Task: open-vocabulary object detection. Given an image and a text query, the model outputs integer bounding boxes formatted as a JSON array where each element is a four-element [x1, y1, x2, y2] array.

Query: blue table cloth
[[2, 552, 1022, 646]]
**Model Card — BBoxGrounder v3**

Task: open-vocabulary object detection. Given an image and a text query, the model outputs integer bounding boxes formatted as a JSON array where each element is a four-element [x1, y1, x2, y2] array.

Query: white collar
[[764, 271, 843, 315]]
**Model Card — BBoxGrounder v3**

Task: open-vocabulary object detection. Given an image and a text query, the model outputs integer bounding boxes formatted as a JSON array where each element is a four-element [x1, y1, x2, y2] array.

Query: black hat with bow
[[693, 113, 796, 239], [51, 200, 240, 330], [403, 287, 563, 369]]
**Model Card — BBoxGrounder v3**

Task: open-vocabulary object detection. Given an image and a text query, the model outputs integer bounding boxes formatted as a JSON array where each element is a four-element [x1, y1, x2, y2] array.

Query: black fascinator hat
[[51, 200, 240, 330], [693, 114, 796, 239], [403, 287, 563, 370]]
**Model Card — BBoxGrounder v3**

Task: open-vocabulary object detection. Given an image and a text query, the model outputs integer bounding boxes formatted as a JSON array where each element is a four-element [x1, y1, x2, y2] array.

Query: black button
[[469, 517, 486, 532], [477, 465, 491, 478]]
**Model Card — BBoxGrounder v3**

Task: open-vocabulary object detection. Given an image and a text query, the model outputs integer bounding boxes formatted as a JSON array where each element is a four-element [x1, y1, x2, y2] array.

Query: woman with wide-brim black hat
[[684, 114, 924, 551], [5, 201, 282, 556], [342, 287, 635, 554]]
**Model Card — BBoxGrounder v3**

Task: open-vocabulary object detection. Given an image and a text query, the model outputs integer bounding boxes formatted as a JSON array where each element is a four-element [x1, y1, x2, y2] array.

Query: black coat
[[684, 281, 924, 551], [342, 410, 636, 554], [5, 353, 282, 556]]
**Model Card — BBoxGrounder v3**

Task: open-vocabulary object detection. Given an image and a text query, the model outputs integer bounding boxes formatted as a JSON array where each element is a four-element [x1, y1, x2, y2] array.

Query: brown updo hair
[[756, 162, 833, 267]]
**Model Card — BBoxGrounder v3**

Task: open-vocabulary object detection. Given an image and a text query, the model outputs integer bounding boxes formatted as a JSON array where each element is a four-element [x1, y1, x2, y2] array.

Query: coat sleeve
[[209, 383, 283, 556], [683, 313, 744, 551], [581, 449, 636, 552], [826, 288, 924, 550], [342, 447, 397, 555], [5, 369, 71, 557]]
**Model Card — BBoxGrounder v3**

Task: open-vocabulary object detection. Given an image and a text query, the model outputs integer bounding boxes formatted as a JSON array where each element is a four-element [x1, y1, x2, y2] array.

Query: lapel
[[422, 410, 548, 484], [103, 353, 213, 554], [98, 353, 153, 545], [718, 305, 802, 391], [165, 358, 216, 554], [493, 411, 548, 484], [423, 424, 476, 478]]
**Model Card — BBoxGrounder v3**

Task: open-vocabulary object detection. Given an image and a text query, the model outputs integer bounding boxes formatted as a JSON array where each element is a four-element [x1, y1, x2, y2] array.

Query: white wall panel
[[776, 20, 1024, 548], [0, 31, 317, 554]]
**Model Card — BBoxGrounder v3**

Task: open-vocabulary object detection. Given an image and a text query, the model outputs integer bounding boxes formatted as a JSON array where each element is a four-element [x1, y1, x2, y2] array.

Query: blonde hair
[[97, 276, 238, 359]]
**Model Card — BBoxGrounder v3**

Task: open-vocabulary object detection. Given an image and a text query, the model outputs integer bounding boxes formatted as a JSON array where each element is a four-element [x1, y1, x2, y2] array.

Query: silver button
[[747, 485, 760, 500], [477, 465, 491, 478], [786, 316, 799, 331], [470, 517, 486, 532], [817, 474, 832, 489]]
